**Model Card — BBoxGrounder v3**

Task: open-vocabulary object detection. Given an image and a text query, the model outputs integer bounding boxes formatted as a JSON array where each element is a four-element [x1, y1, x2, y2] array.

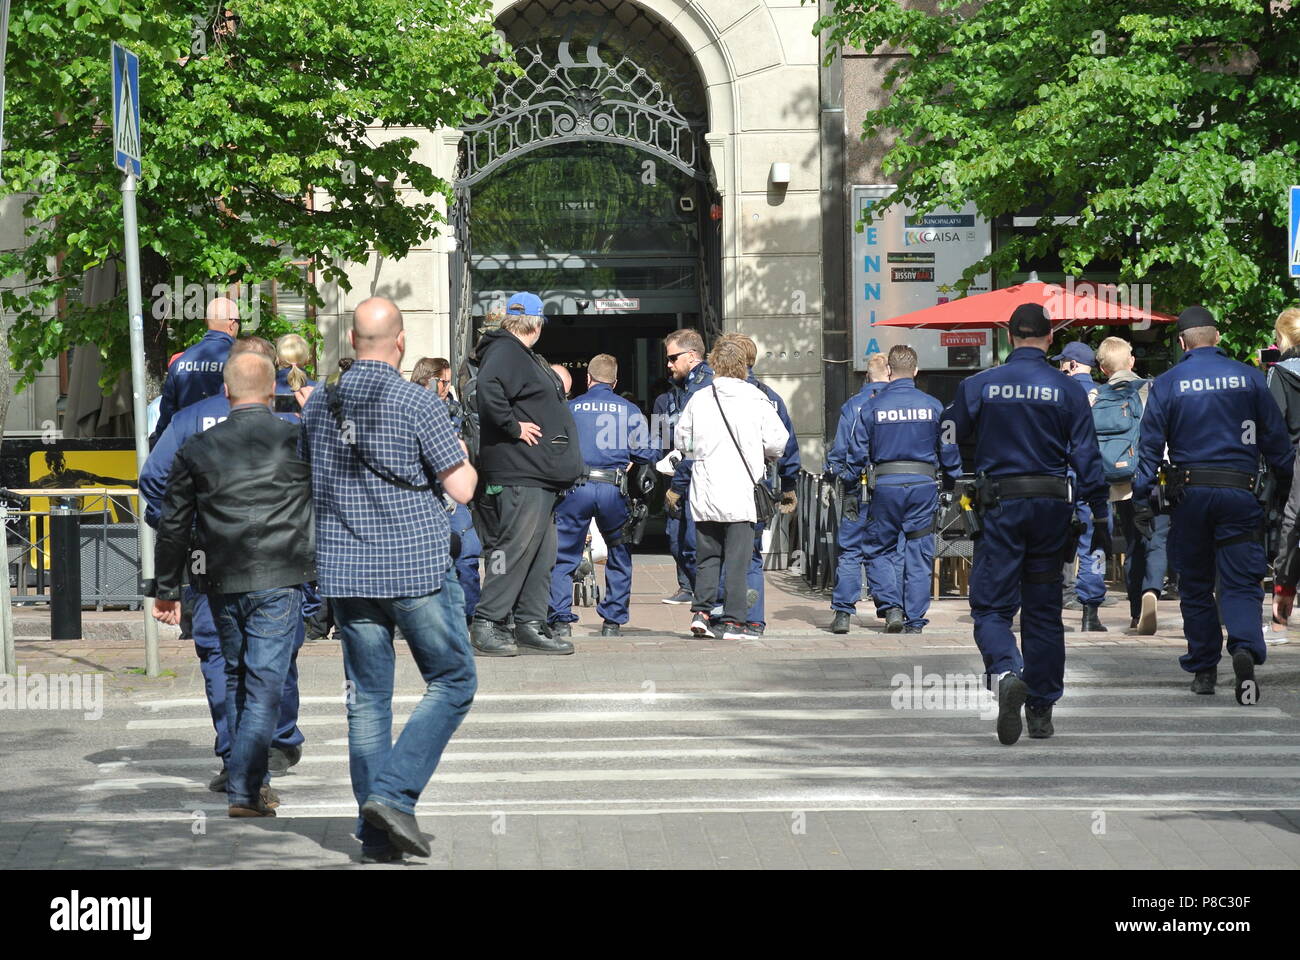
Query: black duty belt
[[1174, 467, 1255, 491], [874, 460, 936, 478], [993, 474, 1071, 500], [586, 468, 626, 485]]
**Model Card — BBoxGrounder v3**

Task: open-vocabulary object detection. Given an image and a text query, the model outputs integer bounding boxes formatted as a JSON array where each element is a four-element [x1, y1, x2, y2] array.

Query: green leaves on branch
[[815, 0, 1300, 354], [1, 0, 510, 390]]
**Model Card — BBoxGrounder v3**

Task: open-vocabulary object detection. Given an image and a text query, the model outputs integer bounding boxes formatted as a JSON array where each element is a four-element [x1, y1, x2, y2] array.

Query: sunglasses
[[667, 351, 690, 364]]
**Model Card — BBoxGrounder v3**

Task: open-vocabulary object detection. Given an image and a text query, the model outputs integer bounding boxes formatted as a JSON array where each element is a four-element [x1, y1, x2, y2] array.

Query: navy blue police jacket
[[569, 382, 657, 471], [826, 380, 888, 484], [942, 346, 1109, 515], [848, 377, 962, 483], [747, 371, 801, 492], [669, 360, 714, 495], [1133, 346, 1294, 501], [152, 330, 234, 442]]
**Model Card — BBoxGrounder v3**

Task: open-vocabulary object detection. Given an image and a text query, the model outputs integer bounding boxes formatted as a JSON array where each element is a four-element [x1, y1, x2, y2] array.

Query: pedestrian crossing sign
[[111, 42, 141, 178], [1290, 186, 1300, 278]]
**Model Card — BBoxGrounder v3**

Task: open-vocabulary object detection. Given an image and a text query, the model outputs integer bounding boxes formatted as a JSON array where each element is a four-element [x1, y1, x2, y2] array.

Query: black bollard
[[50, 499, 82, 640]]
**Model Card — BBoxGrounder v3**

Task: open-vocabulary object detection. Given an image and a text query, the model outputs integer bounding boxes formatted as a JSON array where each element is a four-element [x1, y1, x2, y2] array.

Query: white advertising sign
[[851, 185, 993, 372]]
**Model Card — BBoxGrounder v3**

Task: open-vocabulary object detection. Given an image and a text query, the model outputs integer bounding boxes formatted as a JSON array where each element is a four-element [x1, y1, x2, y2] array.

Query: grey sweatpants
[[473, 485, 558, 624]]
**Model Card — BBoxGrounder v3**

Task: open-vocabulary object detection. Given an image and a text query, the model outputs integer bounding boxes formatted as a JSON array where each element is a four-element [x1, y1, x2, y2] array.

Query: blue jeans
[[211, 586, 301, 807], [333, 580, 477, 851]]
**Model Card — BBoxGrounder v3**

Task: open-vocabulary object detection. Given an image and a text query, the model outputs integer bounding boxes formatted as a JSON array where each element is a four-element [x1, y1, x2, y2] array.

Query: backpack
[[1091, 379, 1146, 483], [455, 351, 482, 466]]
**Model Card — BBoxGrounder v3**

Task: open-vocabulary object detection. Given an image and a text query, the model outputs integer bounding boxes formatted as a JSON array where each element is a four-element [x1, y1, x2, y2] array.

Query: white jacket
[[675, 377, 790, 523]]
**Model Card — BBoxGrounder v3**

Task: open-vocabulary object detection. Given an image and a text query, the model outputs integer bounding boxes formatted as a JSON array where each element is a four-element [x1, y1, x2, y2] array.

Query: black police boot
[[470, 618, 518, 657], [1025, 703, 1054, 739], [996, 673, 1029, 746], [903, 625, 922, 634], [515, 620, 575, 655], [600, 621, 621, 637], [885, 608, 905, 634], [1081, 604, 1106, 632], [1232, 650, 1260, 705], [549, 621, 572, 638], [831, 611, 851, 635], [1190, 668, 1216, 695]]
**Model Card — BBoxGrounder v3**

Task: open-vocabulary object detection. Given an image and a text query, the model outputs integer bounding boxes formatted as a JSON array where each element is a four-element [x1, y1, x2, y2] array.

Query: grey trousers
[[473, 485, 558, 624], [691, 520, 755, 625]]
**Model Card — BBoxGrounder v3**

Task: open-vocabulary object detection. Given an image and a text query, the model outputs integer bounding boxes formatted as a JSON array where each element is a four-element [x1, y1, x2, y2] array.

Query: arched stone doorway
[[450, 0, 728, 403]]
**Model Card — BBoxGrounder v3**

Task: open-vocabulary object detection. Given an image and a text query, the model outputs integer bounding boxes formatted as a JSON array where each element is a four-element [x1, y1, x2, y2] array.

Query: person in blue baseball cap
[[1052, 340, 1096, 372], [469, 290, 584, 657]]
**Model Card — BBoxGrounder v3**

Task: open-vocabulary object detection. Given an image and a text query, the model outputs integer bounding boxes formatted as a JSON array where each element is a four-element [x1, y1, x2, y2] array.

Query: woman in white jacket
[[674, 340, 789, 638]]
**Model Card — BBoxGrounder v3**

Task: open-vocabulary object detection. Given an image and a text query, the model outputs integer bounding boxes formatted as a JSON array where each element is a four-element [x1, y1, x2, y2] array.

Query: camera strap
[[324, 379, 433, 492]]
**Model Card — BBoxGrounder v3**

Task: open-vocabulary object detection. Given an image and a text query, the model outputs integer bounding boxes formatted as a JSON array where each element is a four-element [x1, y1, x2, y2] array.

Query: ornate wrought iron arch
[[458, 43, 704, 188]]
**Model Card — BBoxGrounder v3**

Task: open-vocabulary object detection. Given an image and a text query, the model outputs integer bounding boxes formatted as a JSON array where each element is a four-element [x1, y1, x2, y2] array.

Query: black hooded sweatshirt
[[1268, 348, 1300, 449], [473, 327, 584, 489]]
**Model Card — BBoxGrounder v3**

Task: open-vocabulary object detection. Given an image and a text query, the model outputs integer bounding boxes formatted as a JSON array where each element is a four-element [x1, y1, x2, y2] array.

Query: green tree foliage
[[816, 0, 1300, 353], [0, 0, 510, 389]]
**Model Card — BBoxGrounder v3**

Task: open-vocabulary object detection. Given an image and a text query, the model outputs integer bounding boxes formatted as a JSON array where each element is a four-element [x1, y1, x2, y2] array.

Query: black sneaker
[[722, 623, 760, 641], [996, 673, 1029, 745], [1190, 669, 1216, 695], [515, 620, 574, 655], [361, 798, 431, 858], [903, 625, 922, 634], [470, 618, 518, 657], [208, 766, 229, 793], [662, 589, 693, 605], [745, 622, 765, 636], [360, 846, 406, 864], [831, 611, 851, 634], [885, 608, 905, 634], [267, 744, 302, 775], [1025, 703, 1054, 739], [1232, 650, 1259, 705]]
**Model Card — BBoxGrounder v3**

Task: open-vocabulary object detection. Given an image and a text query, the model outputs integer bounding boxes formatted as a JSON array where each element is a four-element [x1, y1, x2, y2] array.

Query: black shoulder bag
[[712, 384, 777, 524], [324, 379, 433, 492]]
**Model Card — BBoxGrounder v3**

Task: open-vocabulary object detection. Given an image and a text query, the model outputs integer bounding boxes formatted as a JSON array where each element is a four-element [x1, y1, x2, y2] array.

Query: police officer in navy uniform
[[662, 329, 714, 596], [548, 354, 657, 637], [848, 344, 962, 634], [150, 296, 241, 445], [942, 304, 1110, 744], [140, 336, 308, 790], [1133, 306, 1293, 703], [1051, 341, 1108, 631], [653, 377, 694, 603], [829, 353, 894, 633]]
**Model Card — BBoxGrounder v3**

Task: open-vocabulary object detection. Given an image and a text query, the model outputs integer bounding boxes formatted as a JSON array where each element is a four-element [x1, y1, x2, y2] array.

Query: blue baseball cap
[[1052, 341, 1095, 366], [506, 291, 544, 319]]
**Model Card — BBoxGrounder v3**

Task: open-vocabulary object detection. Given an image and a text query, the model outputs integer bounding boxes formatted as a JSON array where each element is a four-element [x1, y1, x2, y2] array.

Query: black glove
[[1089, 511, 1112, 555], [1131, 498, 1155, 541], [940, 473, 957, 493]]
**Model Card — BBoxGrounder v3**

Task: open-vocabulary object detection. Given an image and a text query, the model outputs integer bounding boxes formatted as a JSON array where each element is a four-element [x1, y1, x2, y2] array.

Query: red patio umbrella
[[871, 277, 1176, 331]]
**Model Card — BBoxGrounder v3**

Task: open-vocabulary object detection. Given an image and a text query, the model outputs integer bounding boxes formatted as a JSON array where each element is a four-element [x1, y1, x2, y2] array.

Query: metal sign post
[[113, 42, 159, 676], [1289, 186, 1300, 280]]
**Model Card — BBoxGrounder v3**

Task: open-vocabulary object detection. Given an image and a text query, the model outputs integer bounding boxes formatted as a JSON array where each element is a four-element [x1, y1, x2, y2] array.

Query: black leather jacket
[[153, 404, 315, 599]]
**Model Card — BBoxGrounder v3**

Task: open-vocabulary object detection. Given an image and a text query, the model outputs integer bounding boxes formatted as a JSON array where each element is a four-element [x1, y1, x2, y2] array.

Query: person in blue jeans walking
[[151, 352, 316, 817], [301, 297, 479, 862]]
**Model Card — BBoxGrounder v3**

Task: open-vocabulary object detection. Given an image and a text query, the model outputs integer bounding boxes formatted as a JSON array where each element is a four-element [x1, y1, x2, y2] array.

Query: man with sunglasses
[[661, 329, 713, 602], [151, 296, 241, 445]]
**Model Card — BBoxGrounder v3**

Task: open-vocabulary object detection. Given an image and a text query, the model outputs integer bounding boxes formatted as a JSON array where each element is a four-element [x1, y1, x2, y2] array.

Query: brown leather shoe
[[229, 798, 276, 818]]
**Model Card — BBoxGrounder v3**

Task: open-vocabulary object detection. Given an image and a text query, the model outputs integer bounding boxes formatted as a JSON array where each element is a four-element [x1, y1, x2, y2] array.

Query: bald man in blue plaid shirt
[[301, 297, 478, 863]]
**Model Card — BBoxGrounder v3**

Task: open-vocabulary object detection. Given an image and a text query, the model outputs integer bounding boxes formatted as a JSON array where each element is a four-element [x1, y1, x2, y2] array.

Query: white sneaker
[[722, 624, 759, 641], [690, 616, 715, 638]]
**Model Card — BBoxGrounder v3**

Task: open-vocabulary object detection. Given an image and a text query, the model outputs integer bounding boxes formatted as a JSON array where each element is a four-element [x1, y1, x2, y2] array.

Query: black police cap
[[1008, 303, 1051, 338], [1176, 305, 1217, 333]]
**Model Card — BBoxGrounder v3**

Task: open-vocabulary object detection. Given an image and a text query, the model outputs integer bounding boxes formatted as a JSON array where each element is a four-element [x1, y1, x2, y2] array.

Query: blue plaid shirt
[[300, 359, 465, 597]]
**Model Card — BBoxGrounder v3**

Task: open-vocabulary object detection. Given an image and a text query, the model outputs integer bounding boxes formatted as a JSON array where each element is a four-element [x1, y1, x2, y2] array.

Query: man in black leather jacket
[[151, 352, 315, 818]]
